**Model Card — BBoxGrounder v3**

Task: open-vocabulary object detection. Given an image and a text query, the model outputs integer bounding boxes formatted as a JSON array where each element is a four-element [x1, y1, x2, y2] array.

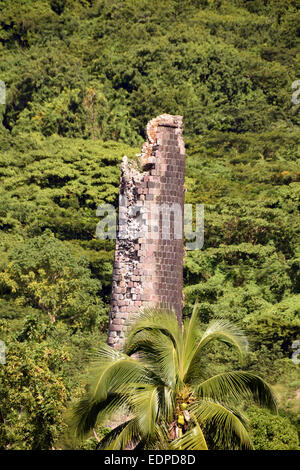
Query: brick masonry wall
[[108, 114, 186, 350]]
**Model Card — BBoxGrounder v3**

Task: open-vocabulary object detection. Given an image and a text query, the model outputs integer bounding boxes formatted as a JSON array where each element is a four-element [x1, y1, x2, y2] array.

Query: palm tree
[[70, 305, 277, 450]]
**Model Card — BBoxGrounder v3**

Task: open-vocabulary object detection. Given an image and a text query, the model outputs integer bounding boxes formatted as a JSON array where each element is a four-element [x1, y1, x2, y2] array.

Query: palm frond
[[97, 418, 140, 450], [70, 344, 156, 438], [157, 386, 176, 423], [126, 307, 183, 356], [196, 371, 277, 412], [191, 399, 253, 450], [87, 345, 153, 403], [182, 302, 202, 376], [199, 320, 249, 355], [70, 393, 126, 438], [185, 320, 248, 382], [124, 328, 178, 387], [125, 307, 183, 386], [129, 385, 159, 439], [171, 419, 208, 450], [183, 301, 200, 351], [154, 336, 179, 388]]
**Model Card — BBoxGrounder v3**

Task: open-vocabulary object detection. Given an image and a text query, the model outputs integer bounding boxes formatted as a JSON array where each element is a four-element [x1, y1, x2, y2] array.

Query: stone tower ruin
[[108, 114, 186, 350]]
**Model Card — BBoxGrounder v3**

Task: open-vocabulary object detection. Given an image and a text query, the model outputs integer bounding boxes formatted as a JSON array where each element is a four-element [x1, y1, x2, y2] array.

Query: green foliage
[[0, 319, 69, 449], [1, 0, 298, 140], [244, 296, 300, 350], [247, 406, 299, 450], [0, 231, 104, 329], [0, 309, 108, 449]]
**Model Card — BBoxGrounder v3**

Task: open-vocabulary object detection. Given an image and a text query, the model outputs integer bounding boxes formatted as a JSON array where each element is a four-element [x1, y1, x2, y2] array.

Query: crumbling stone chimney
[[108, 114, 186, 350]]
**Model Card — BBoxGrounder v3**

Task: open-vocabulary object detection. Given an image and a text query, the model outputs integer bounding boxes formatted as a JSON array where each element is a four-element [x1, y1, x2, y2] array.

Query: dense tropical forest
[[0, 0, 299, 450]]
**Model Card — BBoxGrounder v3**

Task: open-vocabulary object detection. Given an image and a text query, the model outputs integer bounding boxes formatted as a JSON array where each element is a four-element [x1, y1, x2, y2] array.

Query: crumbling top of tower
[[141, 114, 184, 170]]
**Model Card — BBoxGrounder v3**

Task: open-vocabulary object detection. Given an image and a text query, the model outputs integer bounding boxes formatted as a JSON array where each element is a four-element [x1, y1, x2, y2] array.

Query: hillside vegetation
[[0, 0, 299, 449]]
